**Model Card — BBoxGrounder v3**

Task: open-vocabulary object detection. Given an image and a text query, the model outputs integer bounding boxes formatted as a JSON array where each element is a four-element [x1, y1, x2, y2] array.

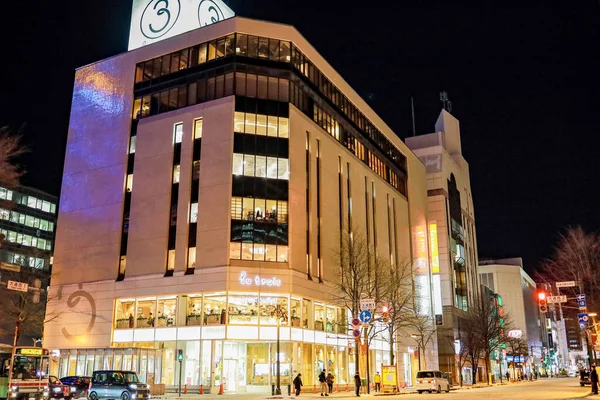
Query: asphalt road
[[398, 378, 589, 400]]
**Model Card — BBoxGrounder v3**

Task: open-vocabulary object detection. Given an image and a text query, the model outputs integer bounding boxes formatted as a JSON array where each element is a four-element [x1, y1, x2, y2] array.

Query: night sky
[[2, 1, 599, 273]]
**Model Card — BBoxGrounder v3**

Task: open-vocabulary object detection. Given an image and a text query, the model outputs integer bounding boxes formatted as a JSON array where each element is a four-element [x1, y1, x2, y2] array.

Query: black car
[[88, 371, 150, 400], [49, 376, 70, 399], [58, 376, 90, 399]]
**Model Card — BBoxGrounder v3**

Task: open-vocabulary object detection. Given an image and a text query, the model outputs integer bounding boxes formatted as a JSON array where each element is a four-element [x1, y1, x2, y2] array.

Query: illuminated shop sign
[[429, 223, 439, 274], [128, 0, 235, 50], [238, 271, 282, 287]]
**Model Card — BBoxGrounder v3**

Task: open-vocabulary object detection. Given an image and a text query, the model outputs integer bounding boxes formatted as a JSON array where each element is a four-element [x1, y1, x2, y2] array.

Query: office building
[[43, 2, 437, 393], [405, 110, 480, 383], [0, 185, 57, 343], [479, 258, 546, 376]]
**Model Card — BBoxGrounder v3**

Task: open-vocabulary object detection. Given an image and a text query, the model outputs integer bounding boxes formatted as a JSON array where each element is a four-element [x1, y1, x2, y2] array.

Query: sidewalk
[[152, 379, 538, 400]]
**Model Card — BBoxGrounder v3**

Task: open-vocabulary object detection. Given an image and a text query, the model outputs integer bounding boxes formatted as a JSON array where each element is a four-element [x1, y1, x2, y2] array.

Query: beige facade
[[406, 110, 480, 383], [45, 16, 437, 392]]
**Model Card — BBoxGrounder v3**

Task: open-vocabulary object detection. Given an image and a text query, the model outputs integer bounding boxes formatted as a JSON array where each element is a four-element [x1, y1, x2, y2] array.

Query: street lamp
[[411, 334, 422, 370]]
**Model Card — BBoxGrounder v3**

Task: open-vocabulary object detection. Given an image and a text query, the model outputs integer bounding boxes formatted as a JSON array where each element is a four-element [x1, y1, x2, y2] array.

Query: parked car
[[415, 370, 450, 394], [88, 371, 150, 400], [49, 376, 70, 399], [58, 376, 90, 399], [580, 369, 591, 386]]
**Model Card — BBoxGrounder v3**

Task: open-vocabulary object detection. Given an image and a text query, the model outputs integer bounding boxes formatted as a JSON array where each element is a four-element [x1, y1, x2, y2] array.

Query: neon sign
[[238, 271, 282, 287]]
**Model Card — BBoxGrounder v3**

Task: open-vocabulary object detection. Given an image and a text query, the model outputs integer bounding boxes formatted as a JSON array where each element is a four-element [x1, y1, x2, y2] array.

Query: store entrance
[[223, 359, 238, 392]]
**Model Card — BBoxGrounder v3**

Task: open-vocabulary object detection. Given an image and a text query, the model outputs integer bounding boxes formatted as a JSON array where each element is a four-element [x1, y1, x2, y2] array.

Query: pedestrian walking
[[354, 372, 362, 397], [326, 372, 334, 394], [374, 372, 381, 392], [505, 371, 510, 382], [293, 373, 303, 396], [318, 369, 328, 396], [591, 364, 598, 395]]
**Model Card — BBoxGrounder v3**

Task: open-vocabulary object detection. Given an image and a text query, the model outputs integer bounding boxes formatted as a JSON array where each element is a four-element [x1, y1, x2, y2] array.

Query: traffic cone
[[183, 385, 187, 394], [218, 383, 224, 395], [199, 385, 203, 394]]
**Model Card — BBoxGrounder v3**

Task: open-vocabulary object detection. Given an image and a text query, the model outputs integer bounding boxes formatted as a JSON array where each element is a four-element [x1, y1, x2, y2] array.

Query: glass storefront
[[52, 291, 394, 393]]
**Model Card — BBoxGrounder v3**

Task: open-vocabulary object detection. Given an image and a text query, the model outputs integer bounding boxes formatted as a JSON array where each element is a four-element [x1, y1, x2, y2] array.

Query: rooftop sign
[[128, 0, 235, 51]]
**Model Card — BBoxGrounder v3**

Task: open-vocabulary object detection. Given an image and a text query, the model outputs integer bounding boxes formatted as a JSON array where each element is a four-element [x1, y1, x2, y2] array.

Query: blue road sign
[[578, 313, 589, 324], [579, 299, 587, 309], [577, 294, 586, 301], [359, 310, 372, 324], [352, 329, 361, 338], [351, 318, 360, 326]]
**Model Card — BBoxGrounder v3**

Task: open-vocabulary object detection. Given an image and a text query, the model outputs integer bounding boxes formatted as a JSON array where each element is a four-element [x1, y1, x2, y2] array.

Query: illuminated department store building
[[44, 0, 437, 393]]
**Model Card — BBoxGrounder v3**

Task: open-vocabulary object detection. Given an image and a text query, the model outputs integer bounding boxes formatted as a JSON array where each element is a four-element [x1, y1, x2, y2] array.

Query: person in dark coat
[[293, 373, 303, 396], [591, 365, 598, 394], [354, 373, 361, 397]]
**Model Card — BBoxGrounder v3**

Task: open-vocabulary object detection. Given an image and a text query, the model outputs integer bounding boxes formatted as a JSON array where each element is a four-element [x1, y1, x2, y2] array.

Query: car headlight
[[129, 384, 137, 390], [53, 387, 62, 393], [11, 386, 18, 392], [70, 387, 76, 392]]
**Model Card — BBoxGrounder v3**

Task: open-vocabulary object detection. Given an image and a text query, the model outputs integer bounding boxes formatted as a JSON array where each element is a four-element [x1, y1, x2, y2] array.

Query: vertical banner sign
[[129, 0, 235, 50], [429, 223, 439, 274]]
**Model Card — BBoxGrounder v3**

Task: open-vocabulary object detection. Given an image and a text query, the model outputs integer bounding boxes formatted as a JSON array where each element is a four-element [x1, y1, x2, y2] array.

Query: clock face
[[129, 0, 235, 50]]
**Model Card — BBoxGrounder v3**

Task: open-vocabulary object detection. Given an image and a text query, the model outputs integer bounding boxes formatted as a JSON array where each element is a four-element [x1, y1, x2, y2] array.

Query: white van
[[415, 370, 450, 394]]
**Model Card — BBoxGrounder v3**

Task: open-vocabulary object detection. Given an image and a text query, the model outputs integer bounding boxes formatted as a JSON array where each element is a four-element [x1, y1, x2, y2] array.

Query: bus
[[0, 347, 49, 400]]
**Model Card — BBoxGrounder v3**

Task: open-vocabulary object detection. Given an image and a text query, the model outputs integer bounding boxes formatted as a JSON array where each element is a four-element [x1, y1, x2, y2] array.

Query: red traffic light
[[538, 292, 546, 300]]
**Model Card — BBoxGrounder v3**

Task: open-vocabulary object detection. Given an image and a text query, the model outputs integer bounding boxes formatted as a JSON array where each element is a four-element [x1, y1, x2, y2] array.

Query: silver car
[[88, 371, 150, 400]]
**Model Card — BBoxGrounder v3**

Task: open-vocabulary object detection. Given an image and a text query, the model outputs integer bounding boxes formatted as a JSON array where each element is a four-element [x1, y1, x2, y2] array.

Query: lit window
[[129, 136, 136, 154], [25, 215, 35, 227], [256, 114, 267, 136], [187, 247, 196, 269], [0, 208, 8, 220], [174, 123, 184, 144], [173, 165, 181, 184], [234, 112, 245, 132], [243, 154, 255, 177], [50, 204, 56, 214], [126, 174, 134, 192], [27, 196, 37, 208], [190, 203, 198, 223], [267, 115, 278, 137], [232, 154, 244, 175], [167, 250, 176, 271], [279, 117, 289, 137], [41, 201, 51, 213], [194, 119, 203, 139]]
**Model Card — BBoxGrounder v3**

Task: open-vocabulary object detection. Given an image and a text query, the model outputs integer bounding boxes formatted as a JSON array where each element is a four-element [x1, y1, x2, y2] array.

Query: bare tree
[[407, 313, 437, 370], [0, 256, 58, 345], [504, 335, 529, 381], [537, 227, 600, 310], [473, 291, 512, 385], [0, 126, 25, 189], [448, 332, 470, 387], [379, 258, 416, 365], [457, 314, 485, 384], [331, 227, 392, 392]]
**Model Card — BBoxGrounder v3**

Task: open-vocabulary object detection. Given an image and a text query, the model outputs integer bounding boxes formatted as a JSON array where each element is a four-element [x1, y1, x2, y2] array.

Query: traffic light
[[538, 292, 548, 313], [177, 349, 183, 361], [382, 305, 389, 323]]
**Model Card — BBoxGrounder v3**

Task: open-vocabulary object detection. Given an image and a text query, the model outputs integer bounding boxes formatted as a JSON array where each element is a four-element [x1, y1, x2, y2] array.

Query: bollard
[[199, 385, 203, 394], [218, 383, 224, 395]]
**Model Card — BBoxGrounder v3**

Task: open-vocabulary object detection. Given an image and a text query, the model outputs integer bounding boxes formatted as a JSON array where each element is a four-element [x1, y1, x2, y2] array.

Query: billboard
[[128, 0, 235, 50]]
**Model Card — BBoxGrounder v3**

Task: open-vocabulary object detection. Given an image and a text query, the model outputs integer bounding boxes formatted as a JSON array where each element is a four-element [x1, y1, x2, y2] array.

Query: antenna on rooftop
[[440, 91, 452, 113]]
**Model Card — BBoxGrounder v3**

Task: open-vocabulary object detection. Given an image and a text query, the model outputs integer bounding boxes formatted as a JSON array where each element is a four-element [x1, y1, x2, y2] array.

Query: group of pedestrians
[[292, 370, 381, 397]]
